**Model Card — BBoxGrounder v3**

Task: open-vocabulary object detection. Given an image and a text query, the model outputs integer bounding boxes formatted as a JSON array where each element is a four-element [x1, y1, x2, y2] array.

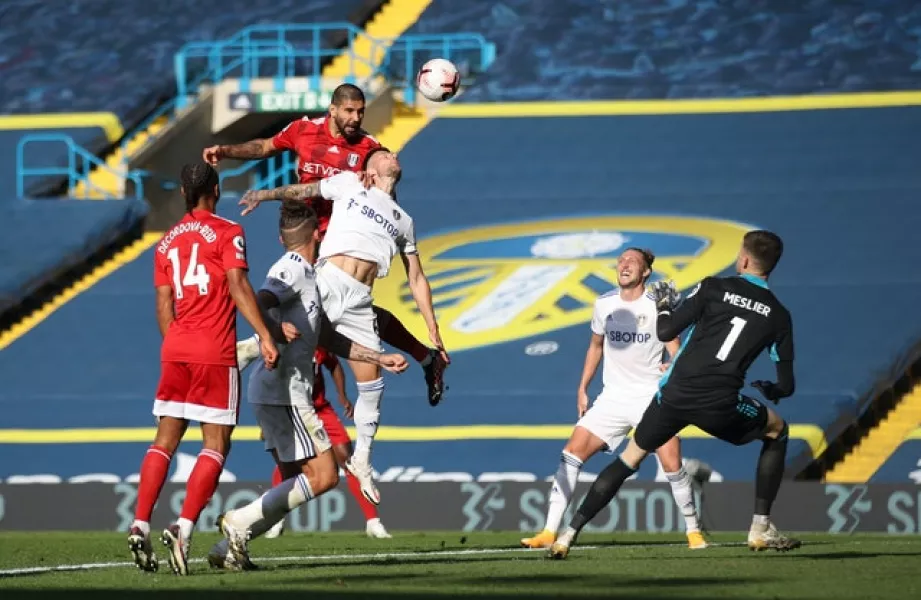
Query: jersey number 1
[[715, 317, 747, 361], [167, 244, 211, 299]]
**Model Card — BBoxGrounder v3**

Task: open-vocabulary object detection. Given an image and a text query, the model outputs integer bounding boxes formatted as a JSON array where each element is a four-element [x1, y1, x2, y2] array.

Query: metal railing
[[218, 153, 299, 191], [173, 24, 497, 109], [16, 134, 145, 200], [173, 23, 382, 108], [382, 33, 496, 104]]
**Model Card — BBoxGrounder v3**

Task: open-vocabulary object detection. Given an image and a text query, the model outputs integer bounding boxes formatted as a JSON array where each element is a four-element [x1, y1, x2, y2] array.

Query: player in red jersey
[[203, 83, 449, 406], [128, 163, 280, 576], [263, 347, 392, 540]]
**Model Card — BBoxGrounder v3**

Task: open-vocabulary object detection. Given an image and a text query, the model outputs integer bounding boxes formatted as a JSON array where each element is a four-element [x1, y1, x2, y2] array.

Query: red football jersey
[[272, 116, 380, 233], [154, 209, 249, 366], [311, 346, 341, 409]]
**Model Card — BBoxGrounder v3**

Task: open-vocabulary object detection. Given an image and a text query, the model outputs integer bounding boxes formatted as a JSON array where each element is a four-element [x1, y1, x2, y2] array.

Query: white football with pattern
[[416, 58, 460, 102]]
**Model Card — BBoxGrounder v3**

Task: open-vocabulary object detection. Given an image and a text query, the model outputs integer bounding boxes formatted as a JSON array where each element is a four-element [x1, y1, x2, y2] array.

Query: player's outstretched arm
[[155, 285, 175, 338], [227, 268, 279, 368], [203, 138, 279, 166], [319, 316, 409, 374], [655, 279, 709, 341], [238, 182, 323, 216], [401, 252, 449, 362], [577, 333, 604, 417]]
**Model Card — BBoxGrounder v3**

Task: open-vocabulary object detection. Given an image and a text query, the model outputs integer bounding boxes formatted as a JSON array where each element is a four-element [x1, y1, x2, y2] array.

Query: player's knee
[[563, 429, 596, 461], [763, 412, 788, 441], [654, 438, 682, 472], [200, 424, 234, 455], [202, 437, 231, 456], [314, 463, 340, 494], [153, 417, 186, 453], [773, 420, 789, 442]]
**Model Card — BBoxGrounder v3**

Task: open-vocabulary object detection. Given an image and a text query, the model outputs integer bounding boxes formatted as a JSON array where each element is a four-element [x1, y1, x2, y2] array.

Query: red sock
[[346, 472, 379, 520], [378, 309, 429, 362], [272, 465, 283, 486], [134, 445, 172, 523], [179, 449, 225, 523]]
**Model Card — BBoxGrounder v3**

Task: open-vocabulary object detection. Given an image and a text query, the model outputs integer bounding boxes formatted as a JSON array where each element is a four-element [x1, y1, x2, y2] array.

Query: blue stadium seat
[[0, 0, 366, 122], [0, 197, 148, 314], [407, 0, 921, 101], [0, 127, 108, 198]]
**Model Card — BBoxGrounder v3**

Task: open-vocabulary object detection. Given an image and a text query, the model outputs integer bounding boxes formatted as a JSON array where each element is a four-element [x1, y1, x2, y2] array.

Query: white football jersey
[[318, 171, 417, 278], [248, 251, 321, 406], [590, 290, 667, 400]]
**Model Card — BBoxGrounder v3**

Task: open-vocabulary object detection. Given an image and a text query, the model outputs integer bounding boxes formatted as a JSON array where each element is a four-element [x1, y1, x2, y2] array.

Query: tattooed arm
[[318, 315, 409, 374], [238, 182, 322, 216], [203, 138, 280, 165]]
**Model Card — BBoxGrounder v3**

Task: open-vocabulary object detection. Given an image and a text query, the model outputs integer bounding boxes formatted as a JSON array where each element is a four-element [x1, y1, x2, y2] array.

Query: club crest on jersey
[[347, 152, 360, 168], [372, 215, 752, 352]]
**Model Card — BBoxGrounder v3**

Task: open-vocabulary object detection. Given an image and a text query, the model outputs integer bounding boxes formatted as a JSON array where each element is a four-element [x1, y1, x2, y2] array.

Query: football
[[416, 58, 460, 102]]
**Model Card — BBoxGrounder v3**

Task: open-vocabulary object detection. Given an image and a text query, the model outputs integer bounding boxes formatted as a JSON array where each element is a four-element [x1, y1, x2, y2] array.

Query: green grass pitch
[[1, 531, 920, 598]]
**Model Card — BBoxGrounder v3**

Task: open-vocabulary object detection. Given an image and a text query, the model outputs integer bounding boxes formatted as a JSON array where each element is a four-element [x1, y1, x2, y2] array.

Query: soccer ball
[[416, 58, 460, 102]]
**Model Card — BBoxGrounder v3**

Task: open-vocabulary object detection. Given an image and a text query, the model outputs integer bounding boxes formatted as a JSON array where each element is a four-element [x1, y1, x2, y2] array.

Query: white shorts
[[575, 394, 652, 452], [315, 260, 383, 352], [252, 403, 332, 463]]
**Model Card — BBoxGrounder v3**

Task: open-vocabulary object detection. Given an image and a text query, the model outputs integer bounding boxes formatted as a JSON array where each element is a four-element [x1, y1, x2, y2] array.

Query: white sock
[[232, 473, 314, 540], [752, 514, 770, 527], [131, 520, 150, 536], [544, 451, 583, 533], [665, 468, 700, 533], [352, 378, 384, 463], [177, 517, 194, 542]]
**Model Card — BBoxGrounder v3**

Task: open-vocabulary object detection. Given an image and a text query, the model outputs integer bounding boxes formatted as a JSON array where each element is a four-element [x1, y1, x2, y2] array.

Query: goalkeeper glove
[[649, 280, 680, 312]]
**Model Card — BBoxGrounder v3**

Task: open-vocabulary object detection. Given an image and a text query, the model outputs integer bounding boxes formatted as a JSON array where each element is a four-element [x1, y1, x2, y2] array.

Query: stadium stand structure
[[0, 0, 373, 124], [3, 102, 920, 484], [0, 2, 387, 333], [0, 123, 117, 198], [406, 0, 921, 101], [0, 198, 147, 320]]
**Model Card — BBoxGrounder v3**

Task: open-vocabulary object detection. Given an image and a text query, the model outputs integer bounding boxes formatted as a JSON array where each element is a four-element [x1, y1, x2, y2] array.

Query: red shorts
[[315, 402, 350, 446], [154, 362, 241, 426]]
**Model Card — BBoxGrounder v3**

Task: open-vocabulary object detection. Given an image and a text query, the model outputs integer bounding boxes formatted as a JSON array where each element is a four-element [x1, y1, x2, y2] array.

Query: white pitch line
[[0, 540, 744, 578], [0, 544, 605, 578]]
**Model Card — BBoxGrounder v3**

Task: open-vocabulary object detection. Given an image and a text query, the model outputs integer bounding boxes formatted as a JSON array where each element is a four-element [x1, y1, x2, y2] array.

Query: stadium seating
[[0, 128, 110, 198], [0, 0, 367, 127], [0, 197, 147, 315], [407, 0, 921, 101]]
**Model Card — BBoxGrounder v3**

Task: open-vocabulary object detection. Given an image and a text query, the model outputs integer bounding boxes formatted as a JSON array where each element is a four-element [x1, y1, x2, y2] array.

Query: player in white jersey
[[208, 202, 407, 570], [520, 248, 708, 550], [234, 149, 444, 506]]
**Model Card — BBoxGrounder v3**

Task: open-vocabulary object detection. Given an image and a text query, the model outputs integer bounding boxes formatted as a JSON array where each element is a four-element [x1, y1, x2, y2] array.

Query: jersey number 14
[[715, 317, 747, 361], [167, 244, 211, 299]]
